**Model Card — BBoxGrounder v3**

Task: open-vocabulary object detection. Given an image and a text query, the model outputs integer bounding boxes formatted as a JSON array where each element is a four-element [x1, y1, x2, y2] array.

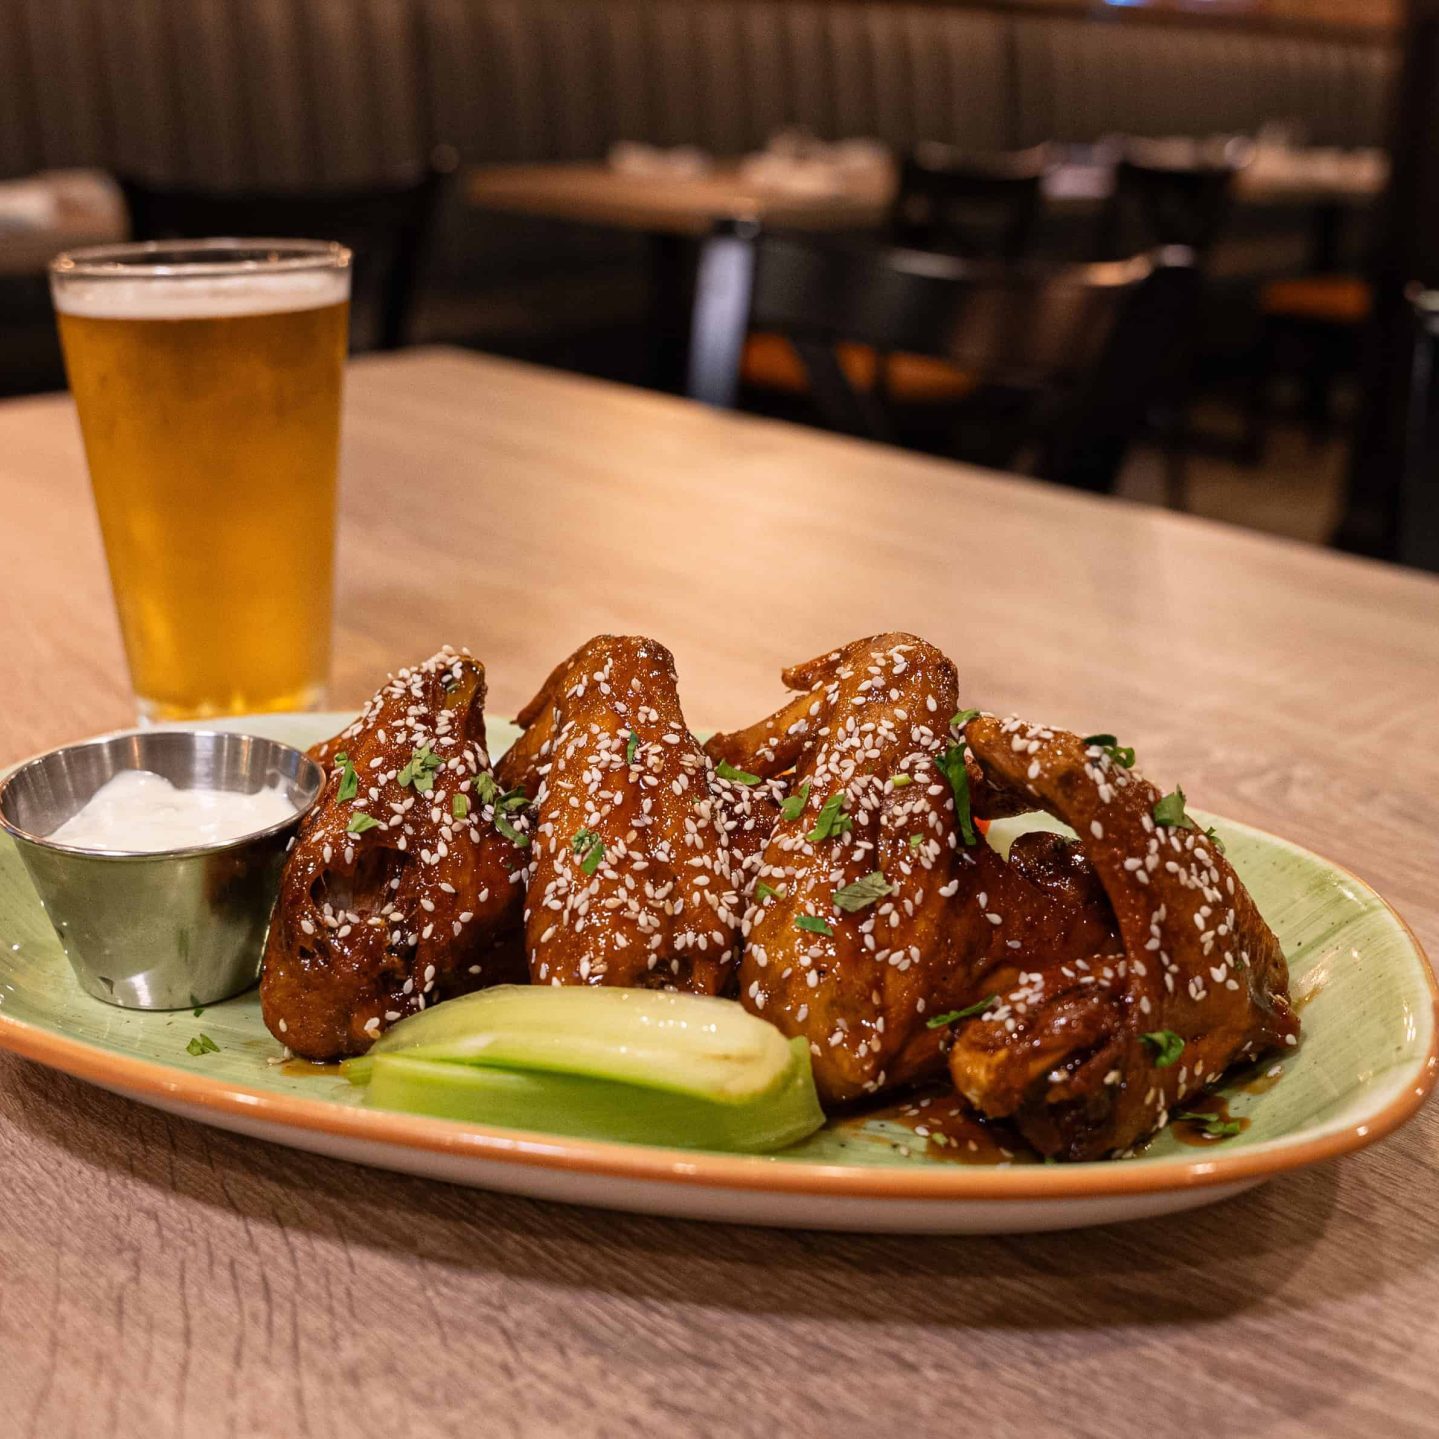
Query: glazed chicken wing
[[497, 635, 780, 991], [705, 634, 1117, 1105], [260, 647, 528, 1060], [945, 713, 1299, 1159]]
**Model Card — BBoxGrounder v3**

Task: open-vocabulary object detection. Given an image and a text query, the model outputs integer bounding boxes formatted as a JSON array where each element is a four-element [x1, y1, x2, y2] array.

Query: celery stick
[[355, 1038, 824, 1153], [352, 985, 794, 1103]]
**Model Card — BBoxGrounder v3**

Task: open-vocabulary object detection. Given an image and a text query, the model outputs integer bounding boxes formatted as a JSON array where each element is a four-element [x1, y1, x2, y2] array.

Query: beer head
[[50, 239, 352, 319], [53, 268, 351, 320]]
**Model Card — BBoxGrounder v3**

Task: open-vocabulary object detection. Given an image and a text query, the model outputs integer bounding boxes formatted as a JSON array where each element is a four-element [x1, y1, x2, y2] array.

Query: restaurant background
[[4, 0, 1434, 568]]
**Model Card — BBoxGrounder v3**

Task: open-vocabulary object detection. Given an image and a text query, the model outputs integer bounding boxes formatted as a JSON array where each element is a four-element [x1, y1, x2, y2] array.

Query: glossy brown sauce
[[1171, 1094, 1251, 1146], [845, 1087, 1039, 1165], [1294, 973, 1327, 1014], [281, 1057, 341, 1078], [1236, 1061, 1286, 1096]]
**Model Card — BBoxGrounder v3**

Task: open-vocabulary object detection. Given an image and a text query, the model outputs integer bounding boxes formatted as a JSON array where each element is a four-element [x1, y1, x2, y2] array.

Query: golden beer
[[51, 242, 351, 721]]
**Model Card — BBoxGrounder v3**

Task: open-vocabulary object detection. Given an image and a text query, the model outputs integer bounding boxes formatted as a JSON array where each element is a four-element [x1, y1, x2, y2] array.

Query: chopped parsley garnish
[[951, 708, 980, 730], [754, 881, 784, 903], [186, 1033, 219, 1056], [834, 871, 894, 912], [572, 827, 605, 875], [346, 812, 380, 835], [795, 914, 834, 937], [807, 792, 852, 842], [452, 794, 470, 819], [626, 732, 640, 765], [1141, 1029, 1185, 1067], [398, 743, 444, 793], [926, 995, 997, 1029], [909, 834, 924, 850], [936, 745, 978, 845], [494, 812, 529, 848], [1178, 1110, 1243, 1140], [1152, 786, 1195, 830], [1082, 733, 1136, 768], [192, 1007, 204, 1017], [780, 780, 811, 822], [715, 758, 761, 785], [335, 752, 359, 801], [890, 773, 913, 788], [474, 771, 527, 814], [1153, 787, 1215, 841]]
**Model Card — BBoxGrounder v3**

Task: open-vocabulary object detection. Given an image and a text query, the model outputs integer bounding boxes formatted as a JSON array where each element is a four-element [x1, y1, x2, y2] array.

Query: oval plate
[[0, 713, 1434, 1233]]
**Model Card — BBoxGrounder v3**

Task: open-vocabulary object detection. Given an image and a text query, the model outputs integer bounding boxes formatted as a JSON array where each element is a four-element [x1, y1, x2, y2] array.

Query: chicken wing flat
[[497, 635, 781, 991], [946, 712, 1299, 1159], [705, 634, 1118, 1106], [260, 647, 528, 1060]]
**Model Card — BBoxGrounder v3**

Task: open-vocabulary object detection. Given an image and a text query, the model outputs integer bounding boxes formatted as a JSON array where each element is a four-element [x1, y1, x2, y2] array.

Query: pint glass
[[50, 240, 352, 721]]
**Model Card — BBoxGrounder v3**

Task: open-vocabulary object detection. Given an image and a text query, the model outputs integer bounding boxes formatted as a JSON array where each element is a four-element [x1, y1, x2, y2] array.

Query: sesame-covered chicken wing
[[497, 635, 780, 991], [259, 648, 528, 1061], [946, 713, 1299, 1159], [705, 634, 1114, 1105]]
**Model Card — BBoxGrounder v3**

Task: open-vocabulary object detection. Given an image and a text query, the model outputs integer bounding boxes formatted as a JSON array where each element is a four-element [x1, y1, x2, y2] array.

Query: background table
[[1, 348, 1437, 1438], [467, 151, 1386, 238]]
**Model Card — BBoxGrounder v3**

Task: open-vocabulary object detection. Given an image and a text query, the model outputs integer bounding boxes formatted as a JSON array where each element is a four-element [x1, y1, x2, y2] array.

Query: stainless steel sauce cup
[[0, 730, 322, 1009]]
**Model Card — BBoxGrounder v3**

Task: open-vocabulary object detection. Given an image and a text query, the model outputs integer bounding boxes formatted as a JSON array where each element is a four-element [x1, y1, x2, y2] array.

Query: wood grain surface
[[467, 155, 1382, 240], [1, 348, 1437, 1439]]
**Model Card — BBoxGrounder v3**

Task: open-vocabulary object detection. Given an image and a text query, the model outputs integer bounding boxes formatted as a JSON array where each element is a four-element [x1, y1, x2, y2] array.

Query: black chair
[[1397, 284, 1439, 572], [120, 160, 453, 351], [688, 223, 1199, 494], [1095, 138, 1248, 262], [1089, 138, 1248, 500], [889, 143, 1051, 260]]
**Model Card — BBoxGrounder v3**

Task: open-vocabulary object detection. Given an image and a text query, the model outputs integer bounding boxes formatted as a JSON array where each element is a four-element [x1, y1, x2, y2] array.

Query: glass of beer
[[50, 239, 351, 722]]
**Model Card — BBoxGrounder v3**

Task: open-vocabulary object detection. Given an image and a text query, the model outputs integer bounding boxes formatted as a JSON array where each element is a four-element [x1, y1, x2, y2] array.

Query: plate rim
[[1, 718, 1435, 1204]]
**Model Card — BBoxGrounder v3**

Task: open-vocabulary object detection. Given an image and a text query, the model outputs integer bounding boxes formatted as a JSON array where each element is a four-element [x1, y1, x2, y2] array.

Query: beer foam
[[54, 267, 349, 320]]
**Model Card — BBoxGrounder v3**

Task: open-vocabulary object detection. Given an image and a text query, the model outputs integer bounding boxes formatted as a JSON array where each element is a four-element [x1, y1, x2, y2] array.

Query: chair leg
[[1162, 436, 1188, 511], [1242, 319, 1276, 467], [1301, 325, 1341, 447], [1155, 402, 1189, 511]]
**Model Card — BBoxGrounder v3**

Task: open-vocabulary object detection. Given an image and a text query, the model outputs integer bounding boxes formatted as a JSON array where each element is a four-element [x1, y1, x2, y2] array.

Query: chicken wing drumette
[[260, 648, 529, 1060], [497, 635, 781, 992], [705, 635, 1119, 1105], [945, 713, 1299, 1159]]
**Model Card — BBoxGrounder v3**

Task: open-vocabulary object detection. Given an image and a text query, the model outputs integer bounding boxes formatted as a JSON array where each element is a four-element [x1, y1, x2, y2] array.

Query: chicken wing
[[497, 635, 781, 992], [260, 647, 529, 1060], [705, 634, 1119, 1105], [946, 713, 1299, 1159]]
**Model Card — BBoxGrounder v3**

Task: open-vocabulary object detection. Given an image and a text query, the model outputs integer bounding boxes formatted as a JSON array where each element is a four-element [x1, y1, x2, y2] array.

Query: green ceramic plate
[[0, 712, 1433, 1234]]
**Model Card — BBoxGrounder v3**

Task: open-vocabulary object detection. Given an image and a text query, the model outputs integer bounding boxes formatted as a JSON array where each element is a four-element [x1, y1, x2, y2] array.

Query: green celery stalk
[[347, 985, 794, 1103], [353, 1038, 824, 1153]]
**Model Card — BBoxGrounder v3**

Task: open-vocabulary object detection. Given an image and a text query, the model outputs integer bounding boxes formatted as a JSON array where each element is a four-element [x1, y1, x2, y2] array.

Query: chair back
[[688, 224, 1198, 491], [1398, 285, 1439, 572], [1095, 137, 1248, 262], [890, 143, 1050, 259], [120, 161, 452, 350]]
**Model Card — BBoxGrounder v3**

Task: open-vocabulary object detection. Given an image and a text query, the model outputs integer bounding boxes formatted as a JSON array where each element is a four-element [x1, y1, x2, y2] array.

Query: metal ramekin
[[0, 730, 323, 1009]]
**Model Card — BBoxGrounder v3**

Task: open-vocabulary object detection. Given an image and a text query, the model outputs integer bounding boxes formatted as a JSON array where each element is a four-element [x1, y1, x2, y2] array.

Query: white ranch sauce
[[48, 769, 297, 852]]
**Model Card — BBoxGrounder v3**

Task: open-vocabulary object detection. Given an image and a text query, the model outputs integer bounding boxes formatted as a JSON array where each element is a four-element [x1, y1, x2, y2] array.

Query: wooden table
[[469, 161, 895, 237], [467, 152, 1386, 239], [2, 348, 1438, 1438]]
